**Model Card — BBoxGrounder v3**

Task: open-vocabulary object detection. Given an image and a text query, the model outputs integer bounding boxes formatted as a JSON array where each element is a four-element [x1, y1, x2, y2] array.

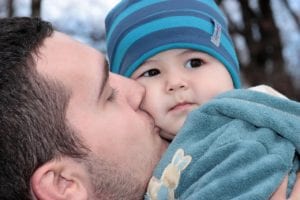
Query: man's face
[[36, 32, 168, 195], [131, 49, 234, 140]]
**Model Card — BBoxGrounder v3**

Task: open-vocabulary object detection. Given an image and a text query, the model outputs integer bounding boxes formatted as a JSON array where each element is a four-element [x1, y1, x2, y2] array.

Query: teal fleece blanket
[[145, 89, 300, 200]]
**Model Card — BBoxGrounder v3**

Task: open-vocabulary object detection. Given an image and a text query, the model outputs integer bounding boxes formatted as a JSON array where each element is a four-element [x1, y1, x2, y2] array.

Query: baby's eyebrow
[[181, 49, 198, 55]]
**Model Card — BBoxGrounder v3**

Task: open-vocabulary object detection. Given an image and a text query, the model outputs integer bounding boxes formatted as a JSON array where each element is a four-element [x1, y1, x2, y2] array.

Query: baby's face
[[131, 49, 234, 140]]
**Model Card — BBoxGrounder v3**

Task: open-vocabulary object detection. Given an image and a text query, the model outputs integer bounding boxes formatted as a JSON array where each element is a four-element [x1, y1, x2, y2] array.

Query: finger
[[288, 172, 300, 200], [270, 175, 288, 200]]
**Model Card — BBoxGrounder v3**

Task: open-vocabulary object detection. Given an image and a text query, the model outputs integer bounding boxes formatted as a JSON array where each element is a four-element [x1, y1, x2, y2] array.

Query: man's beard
[[84, 154, 146, 200]]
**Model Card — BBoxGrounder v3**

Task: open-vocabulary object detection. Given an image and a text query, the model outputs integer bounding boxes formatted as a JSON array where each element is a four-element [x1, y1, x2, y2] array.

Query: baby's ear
[[30, 158, 89, 200]]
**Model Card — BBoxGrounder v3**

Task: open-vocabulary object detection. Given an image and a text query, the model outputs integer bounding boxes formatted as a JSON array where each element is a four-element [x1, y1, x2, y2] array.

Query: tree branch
[[282, 0, 300, 31]]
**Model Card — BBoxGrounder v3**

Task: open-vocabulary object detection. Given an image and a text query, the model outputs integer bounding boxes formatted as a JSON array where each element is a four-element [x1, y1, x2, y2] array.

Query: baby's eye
[[185, 58, 204, 68], [139, 68, 160, 77]]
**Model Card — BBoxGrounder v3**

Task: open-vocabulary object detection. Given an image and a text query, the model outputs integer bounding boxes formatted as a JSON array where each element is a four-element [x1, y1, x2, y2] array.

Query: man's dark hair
[[0, 17, 88, 200]]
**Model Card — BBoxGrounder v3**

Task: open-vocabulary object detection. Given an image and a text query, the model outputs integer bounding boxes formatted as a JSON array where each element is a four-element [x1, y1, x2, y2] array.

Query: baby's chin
[[159, 129, 177, 142], [158, 118, 186, 141]]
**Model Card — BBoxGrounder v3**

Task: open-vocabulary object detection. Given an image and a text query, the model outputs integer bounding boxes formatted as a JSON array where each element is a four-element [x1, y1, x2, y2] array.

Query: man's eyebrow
[[98, 59, 109, 99]]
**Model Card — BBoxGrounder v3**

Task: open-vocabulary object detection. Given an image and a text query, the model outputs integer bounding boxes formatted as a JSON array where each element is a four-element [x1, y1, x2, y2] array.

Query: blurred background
[[1, 0, 299, 100]]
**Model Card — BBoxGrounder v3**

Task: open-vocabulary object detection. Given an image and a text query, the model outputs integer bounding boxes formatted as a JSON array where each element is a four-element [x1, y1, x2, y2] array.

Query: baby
[[105, 0, 240, 139]]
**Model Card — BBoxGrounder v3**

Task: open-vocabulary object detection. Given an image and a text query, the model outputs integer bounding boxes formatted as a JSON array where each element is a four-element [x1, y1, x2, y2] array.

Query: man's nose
[[127, 79, 145, 110], [110, 73, 145, 110]]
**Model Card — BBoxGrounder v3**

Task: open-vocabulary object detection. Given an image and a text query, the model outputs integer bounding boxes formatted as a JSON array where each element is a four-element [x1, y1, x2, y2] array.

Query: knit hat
[[105, 0, 241, 88]]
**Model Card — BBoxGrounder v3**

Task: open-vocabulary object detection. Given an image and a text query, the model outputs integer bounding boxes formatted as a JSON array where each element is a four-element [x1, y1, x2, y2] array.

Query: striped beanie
[[105, 0, 241, 88]]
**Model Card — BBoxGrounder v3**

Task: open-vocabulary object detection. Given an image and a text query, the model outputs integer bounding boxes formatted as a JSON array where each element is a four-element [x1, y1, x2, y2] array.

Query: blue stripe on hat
[[106, 0, 226, 48], [196, 0, 226, 20], [111, 16, 236, 72], [106, 0, 166, 43], [119, 27, 236, 75]]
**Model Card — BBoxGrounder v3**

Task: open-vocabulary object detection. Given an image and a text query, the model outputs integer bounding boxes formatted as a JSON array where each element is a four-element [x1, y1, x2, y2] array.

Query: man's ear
[[30, 158, 89, 200]]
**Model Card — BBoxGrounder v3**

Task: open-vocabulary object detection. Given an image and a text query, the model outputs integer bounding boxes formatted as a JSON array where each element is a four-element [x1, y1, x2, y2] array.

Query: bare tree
[[219, 0, 300, 100], [7, 0, 14, 17], [31, 0, 41, 17]]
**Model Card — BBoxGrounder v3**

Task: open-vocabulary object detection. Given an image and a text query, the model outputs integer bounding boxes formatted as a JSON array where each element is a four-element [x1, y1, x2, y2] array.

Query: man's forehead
[[34, 30, 107, 106], [35, 31, 99, 78], [36, 32, 76, 75]]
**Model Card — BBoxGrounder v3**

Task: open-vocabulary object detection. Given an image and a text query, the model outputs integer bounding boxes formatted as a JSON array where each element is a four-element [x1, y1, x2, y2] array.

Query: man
[[0, 17, 168, 199], [0, 17, 299, 200]]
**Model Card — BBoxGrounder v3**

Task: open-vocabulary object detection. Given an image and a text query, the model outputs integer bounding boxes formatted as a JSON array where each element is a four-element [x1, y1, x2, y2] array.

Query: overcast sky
[[14, 0, 120, 16], [13, 0, 121, 50]]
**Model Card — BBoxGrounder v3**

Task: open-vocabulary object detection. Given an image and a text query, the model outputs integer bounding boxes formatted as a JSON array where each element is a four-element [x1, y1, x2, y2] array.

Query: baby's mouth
[[168, 102, 196, 112]]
